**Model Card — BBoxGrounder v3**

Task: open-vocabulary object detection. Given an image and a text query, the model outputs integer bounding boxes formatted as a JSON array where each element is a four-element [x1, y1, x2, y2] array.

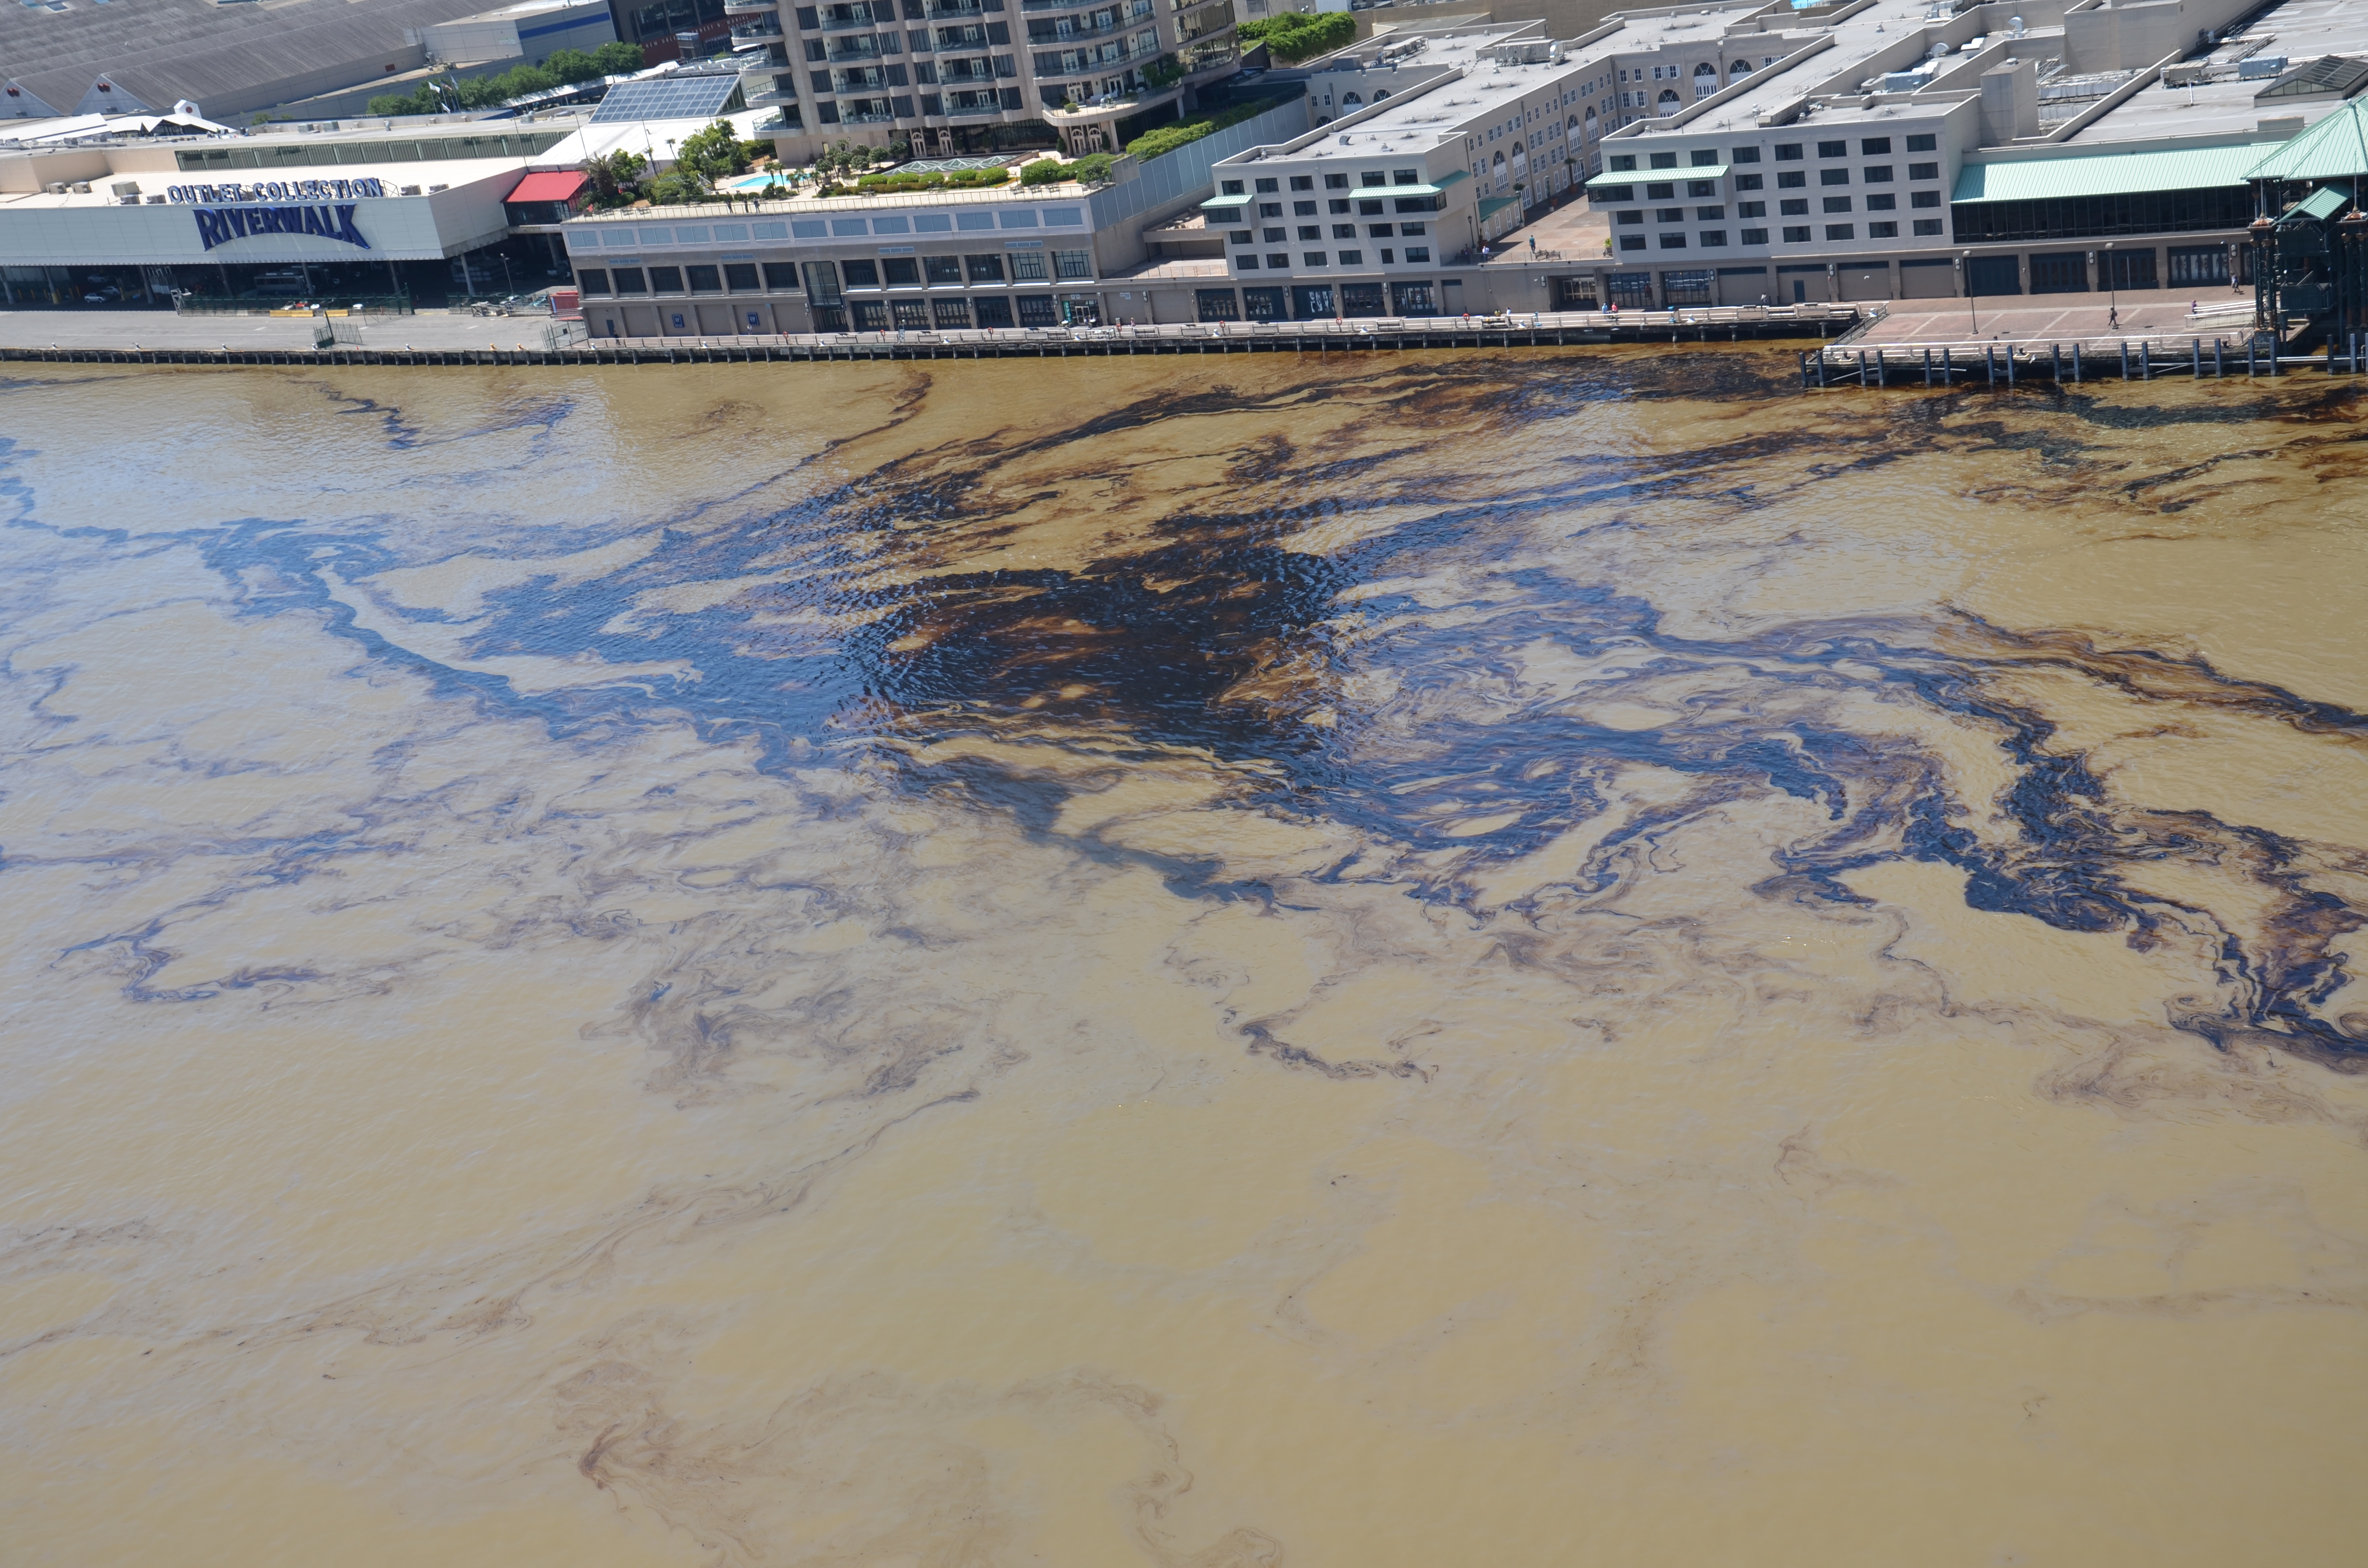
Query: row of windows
[[1253, 196, 1443, 218], [1221, 170, 1423, 195], [575, 250, 1095, 297], [1950, 187, 2256, 244], [1603, 133, 1938, 173], [1613, 219, 1947, 251], [1616, 192, 1938, 223], [810, 294, 1077, 333], [1197, 282, 1443, 321], [1234, 248, 1431, 270], [1232, 222, 1428, 244]]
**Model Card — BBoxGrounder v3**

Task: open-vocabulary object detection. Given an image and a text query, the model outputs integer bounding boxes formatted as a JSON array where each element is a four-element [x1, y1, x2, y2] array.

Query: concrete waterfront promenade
[[0, 303, 1862, 368]]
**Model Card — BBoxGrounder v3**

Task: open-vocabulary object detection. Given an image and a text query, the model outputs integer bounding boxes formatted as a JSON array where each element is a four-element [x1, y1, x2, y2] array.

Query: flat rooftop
[[2068, 0, 2368, 146]]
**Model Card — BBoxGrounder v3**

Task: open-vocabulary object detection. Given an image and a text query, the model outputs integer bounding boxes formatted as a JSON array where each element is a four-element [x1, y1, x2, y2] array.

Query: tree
[[584, 148, 649, 208], [675, 119, 750, 194]]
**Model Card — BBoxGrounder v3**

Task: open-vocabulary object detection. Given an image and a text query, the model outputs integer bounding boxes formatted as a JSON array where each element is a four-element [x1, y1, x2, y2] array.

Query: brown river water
[[2, 353, 2365, 1567]]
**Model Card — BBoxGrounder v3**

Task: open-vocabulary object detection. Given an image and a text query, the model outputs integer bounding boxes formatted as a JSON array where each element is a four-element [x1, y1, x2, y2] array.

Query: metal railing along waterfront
[[0, 303, 1864, 368], [1803, 331, 2368, 388]]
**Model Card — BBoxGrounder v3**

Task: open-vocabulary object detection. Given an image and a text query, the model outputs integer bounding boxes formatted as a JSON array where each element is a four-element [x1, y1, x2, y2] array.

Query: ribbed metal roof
[[0, 0, 508, 120], [2245, 98, 2368, 182], [1952, 142, 2284, 204]]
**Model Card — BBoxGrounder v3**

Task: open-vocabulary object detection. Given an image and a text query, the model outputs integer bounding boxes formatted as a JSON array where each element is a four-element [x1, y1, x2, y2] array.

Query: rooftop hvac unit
[[71, 181, 89, 193], [46, 180, 65, 193], [2238, 55, 2287, 79], [427, 182, 448, 192], [399, 184, 422, 195]]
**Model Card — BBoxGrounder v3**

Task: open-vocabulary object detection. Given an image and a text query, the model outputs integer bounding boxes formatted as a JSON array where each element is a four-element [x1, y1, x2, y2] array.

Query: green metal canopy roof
[[1586, 165, 1728, 191], [1952, 141, 2284, 204], [1199, 191, 1254, 211], [1476, 195, 1518, 220], [2245, 98, 2368, 182], [2284, 183, 2349, 221]]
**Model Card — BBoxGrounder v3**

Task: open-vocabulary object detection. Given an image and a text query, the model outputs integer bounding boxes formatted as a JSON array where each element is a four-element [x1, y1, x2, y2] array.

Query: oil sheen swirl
[[1, 355, 2364, 1568]]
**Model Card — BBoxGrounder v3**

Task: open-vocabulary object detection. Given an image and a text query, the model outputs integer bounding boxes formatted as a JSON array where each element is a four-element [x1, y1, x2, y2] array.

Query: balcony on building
[[730, 16, 786, 47], [816, 2, 893, 29]]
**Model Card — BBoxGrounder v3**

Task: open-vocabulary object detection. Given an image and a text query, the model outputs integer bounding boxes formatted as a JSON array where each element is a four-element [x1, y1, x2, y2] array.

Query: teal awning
[[1477, 195, 1517, 220], [1953, 142, 2282, 204], [2284, 183, 2350, 221], [1589, 165, 1725, 190], [2246, 98, 2368, 183], [1199, 191, 1254, 210]]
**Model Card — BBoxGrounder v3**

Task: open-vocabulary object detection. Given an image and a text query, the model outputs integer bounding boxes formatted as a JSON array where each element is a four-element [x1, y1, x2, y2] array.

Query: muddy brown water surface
[[2, 353, 2366, 1567]]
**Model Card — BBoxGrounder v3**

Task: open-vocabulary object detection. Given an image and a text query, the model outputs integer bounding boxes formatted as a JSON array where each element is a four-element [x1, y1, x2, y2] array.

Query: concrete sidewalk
[[1852, 285, 2258, 350], [0, 308, 567, 354]]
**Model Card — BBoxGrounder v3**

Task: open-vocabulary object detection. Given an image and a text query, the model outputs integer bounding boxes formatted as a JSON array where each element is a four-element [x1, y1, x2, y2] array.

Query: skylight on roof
[[589, 73, 746, 125]]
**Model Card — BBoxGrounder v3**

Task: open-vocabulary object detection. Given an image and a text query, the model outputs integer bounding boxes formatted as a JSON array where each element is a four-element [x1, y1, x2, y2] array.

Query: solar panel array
[[590, 73, 744, 125]]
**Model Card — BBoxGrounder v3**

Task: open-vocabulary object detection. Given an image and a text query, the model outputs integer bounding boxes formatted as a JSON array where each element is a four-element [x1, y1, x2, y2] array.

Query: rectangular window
[[1235, 254, 1261, 269], [972, 296, 1013, 329], [1304, 251, 1328, 266], [648, 266, 683, 292], [1297, 225, 1322, 241], [1691, 149, 1719, 167], [578, 269, 611, 295], [1866, 193, 1896, 211], [1738, 201, 1766, 218], [1863, 166, 1893, 183], [882, 257, 920, 285], [1654, 207, 1684, 222], [1777, 171, 1805, 188], [1293, 199, 1317, 216], [1325, 172, 1349, 189], [1822, 196, 1851, 213], [1699, 230, 1727, 246], [965, 254, 1004, 282], [1016, 295, 1059, 328], [1378, 248, 1394, 264], [1780, 199, 1808, 216], [1266, 252, 1289, 268], [724, 263, 760, 291], [1357, 199, 1384, 216], [925, 254, 963, 283], [1911, 190, 1940, 208], [1649, 152, 1677, 169], [1906, 133, 1936, 152], [932, 297, 970, 329], [1739, 227, 1767, 244], [810, 306, 847, 331], [1732, 146, 1761, 163], [1824, 223, 1854, 240], [892, 299, 931, 329], [1405, 245, 1430, 262], [1696, 206, 1724, 220], [1608, 154, 1636, 171], [1912, 218, 1943, 236], [1338, 249, 1363, 265], [1258, 202, 1283, 218], [1782, 225, 1810, 242], [1332, 223, 1357, 239], [1687, 180, 1716, 198], [851, 301, 888, 331], [1908, 162, 1939, 181], [1646, 182, 1675, 199], [1775, 143, 1801, 160], [1289, 175, 1313, 191], [1254, 177, 1278, 193], [1619, 234, 1647, 250], [1369, 222, 1394, 237], [1327, 199, 1349, 214], [1220, 179, 1245, 196], [1052, 249, 1090, 280], [1816, 140, 1846, 158], [763, 262, 801, 291], [1010, 250, 1048, 280], [1820, 169, 1850, 186], [1860, 137, 1890, 156], [1262, 227, 1285, 242], [1867, 221, 1897, 238], [686, 265, 722, 292], [1659, 233, 1688, 248], [1394, 169, 1419, 184], [1735, 173, 1763, 191], [1230, 230, 1254, 247], [841, 259, 879, 287], [1400, 222, 1425, 236]]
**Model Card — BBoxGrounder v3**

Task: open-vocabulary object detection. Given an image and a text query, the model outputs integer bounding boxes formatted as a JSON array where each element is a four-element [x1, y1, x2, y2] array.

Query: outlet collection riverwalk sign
[[167, 178, 389, 253]]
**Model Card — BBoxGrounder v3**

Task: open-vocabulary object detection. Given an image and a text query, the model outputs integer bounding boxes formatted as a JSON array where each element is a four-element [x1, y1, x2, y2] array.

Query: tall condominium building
[[721, 0, 1243, 161]]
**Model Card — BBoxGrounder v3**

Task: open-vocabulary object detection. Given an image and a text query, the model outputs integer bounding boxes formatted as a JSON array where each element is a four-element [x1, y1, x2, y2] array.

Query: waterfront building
[[558, 87, 1307, 333], [1567, 0, 2368, 309], [0, 116, 584, 306]]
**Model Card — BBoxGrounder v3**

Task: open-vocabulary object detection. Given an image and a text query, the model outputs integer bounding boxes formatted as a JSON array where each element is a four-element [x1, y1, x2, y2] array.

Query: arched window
[[1373, 88, 1390, 99], [1342, 91, 1362, 104], [1729, 58, 1751, 76], [1694, 62, 1717, 97], [1656, 88, 1680, 110]]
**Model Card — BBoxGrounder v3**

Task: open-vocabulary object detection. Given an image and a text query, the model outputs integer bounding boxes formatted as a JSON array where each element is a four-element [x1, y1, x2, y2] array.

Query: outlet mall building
[[0, 118, 579, 306]]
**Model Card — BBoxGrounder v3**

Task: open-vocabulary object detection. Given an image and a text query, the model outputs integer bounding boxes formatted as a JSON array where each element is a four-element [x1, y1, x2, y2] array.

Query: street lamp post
[[1961, 250, 1976, 336], [2104, 240, 2118, 326]]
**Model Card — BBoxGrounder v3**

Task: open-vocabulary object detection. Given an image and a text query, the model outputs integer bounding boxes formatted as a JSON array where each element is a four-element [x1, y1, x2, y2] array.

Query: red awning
[[506, 170, 588, 203]]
